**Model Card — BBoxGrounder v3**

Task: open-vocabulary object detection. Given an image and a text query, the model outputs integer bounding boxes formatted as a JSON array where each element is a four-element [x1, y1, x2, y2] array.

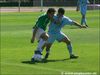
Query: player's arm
[[72, 21, 86, 28], [31, 15, 45, 43], [76, 0, 80, 11], [31, 26, 38, 43], [62, 17, 86, 28]]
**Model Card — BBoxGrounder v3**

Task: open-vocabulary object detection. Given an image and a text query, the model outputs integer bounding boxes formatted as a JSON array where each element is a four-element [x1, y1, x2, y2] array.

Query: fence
[[0, 0, 100, 7], [0, 0, 100, 12]]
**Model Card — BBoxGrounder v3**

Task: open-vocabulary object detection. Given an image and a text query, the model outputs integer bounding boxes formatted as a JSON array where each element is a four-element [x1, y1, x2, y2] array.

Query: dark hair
[[47, 8, 56, 14], [58, 8, 65, 15]]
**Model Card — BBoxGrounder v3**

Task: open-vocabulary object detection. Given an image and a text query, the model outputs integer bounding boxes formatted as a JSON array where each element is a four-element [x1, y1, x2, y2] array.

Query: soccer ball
[[33, 54, 43, 61]]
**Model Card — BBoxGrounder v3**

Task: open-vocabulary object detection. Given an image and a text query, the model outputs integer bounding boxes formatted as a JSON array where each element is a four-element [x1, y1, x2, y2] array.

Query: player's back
[[34, 14, 50, 31]]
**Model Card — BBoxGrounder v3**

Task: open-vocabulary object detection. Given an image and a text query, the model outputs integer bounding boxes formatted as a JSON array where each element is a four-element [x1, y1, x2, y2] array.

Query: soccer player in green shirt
[[31, 8, 56, 62]]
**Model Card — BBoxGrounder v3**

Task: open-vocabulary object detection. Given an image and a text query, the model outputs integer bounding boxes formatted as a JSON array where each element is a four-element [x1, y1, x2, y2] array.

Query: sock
[[83, 17, 87, 25], [67, 44, 73, 55], [46, 50, 50, 54], [45, 49, 50, 59], [84, 18, 87, 25], [36, 38, 45, 52], [81, 18, 84, 25]]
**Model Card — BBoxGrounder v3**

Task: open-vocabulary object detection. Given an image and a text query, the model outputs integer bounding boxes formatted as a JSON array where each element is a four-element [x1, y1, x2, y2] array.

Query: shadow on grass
[[22, 61, 36, 64], [22, 58, 70, 64]]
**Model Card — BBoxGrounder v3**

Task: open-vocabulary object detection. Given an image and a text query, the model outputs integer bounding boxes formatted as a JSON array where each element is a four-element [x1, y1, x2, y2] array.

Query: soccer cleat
[[86, 25, 88, 27], [31, 50, 42, 63], [70, 54, 79, 59]]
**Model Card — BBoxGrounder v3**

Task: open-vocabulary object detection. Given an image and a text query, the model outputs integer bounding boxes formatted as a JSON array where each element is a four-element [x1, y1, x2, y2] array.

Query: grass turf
[[0, 10, 99, 75]]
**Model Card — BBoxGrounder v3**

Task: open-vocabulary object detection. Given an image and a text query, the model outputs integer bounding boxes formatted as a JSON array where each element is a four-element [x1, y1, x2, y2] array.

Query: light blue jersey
[[47, 15, 74, 43], [48, 15, 73, 34], [78, 0, 89, 15]]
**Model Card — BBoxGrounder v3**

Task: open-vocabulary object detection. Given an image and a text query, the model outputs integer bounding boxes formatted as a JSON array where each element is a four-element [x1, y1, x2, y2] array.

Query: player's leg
[[60, 37, 79, 59], [36, 32, 49, 52], [32, 33, 48, 58], [81, 14, 84, 25], [81, 13, 88, 26], [44, 33, 55, 60], [81, 7, 88, 27], [44, 43, 53, 59], [42, 42, 46, 50], [57, 32, 78, 59], [57, 33, 72, 56], [31, 28, 49, 62]]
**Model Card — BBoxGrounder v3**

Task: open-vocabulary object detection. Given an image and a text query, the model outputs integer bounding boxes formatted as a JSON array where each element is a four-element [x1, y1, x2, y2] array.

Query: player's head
[[47, 8, 56, 19], [57, 8, 65, 17]]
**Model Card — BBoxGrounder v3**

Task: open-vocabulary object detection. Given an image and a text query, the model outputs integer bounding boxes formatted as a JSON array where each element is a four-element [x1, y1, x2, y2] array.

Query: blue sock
[[67, 44, 73, 55], [83, 18, 87, 25]]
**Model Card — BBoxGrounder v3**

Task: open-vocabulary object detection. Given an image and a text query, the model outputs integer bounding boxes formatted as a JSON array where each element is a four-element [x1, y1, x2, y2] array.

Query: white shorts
[[33, 28, 45, 40]]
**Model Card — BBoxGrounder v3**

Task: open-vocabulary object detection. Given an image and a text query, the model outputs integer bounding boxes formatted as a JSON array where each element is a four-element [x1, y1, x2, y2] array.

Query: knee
[[62, 38, 71, 44], [67, 40, 71, 44], [45, 33, 49, 40], [64, 38, 71, 45], [41, 33, 49, 41], [65, 39, 71, 45]]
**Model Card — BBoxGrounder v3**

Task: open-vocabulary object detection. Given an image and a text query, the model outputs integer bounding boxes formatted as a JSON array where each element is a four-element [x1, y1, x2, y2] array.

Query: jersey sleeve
[[61, 17, 73, 27]]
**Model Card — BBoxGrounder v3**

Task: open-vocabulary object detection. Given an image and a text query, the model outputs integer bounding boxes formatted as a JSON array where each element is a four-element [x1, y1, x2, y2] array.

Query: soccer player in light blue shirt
[[76, 0, 89, 27], [43, 8, 86, 60]]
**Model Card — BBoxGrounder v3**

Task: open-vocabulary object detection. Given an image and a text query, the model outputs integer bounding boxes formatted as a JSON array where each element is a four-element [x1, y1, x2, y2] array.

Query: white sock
[[37, 39, 45, 52]]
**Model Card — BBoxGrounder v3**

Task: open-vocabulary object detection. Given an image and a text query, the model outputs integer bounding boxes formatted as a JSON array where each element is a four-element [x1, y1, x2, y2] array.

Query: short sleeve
[[61, 17, 73, 27]]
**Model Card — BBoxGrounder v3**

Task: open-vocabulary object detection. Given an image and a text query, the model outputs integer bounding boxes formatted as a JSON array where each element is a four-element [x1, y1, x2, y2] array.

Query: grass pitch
[[0, 10, 99, 75]]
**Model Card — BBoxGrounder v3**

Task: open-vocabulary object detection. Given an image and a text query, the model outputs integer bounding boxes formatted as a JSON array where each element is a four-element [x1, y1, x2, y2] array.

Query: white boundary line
[[1, 62, 67, 73]]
